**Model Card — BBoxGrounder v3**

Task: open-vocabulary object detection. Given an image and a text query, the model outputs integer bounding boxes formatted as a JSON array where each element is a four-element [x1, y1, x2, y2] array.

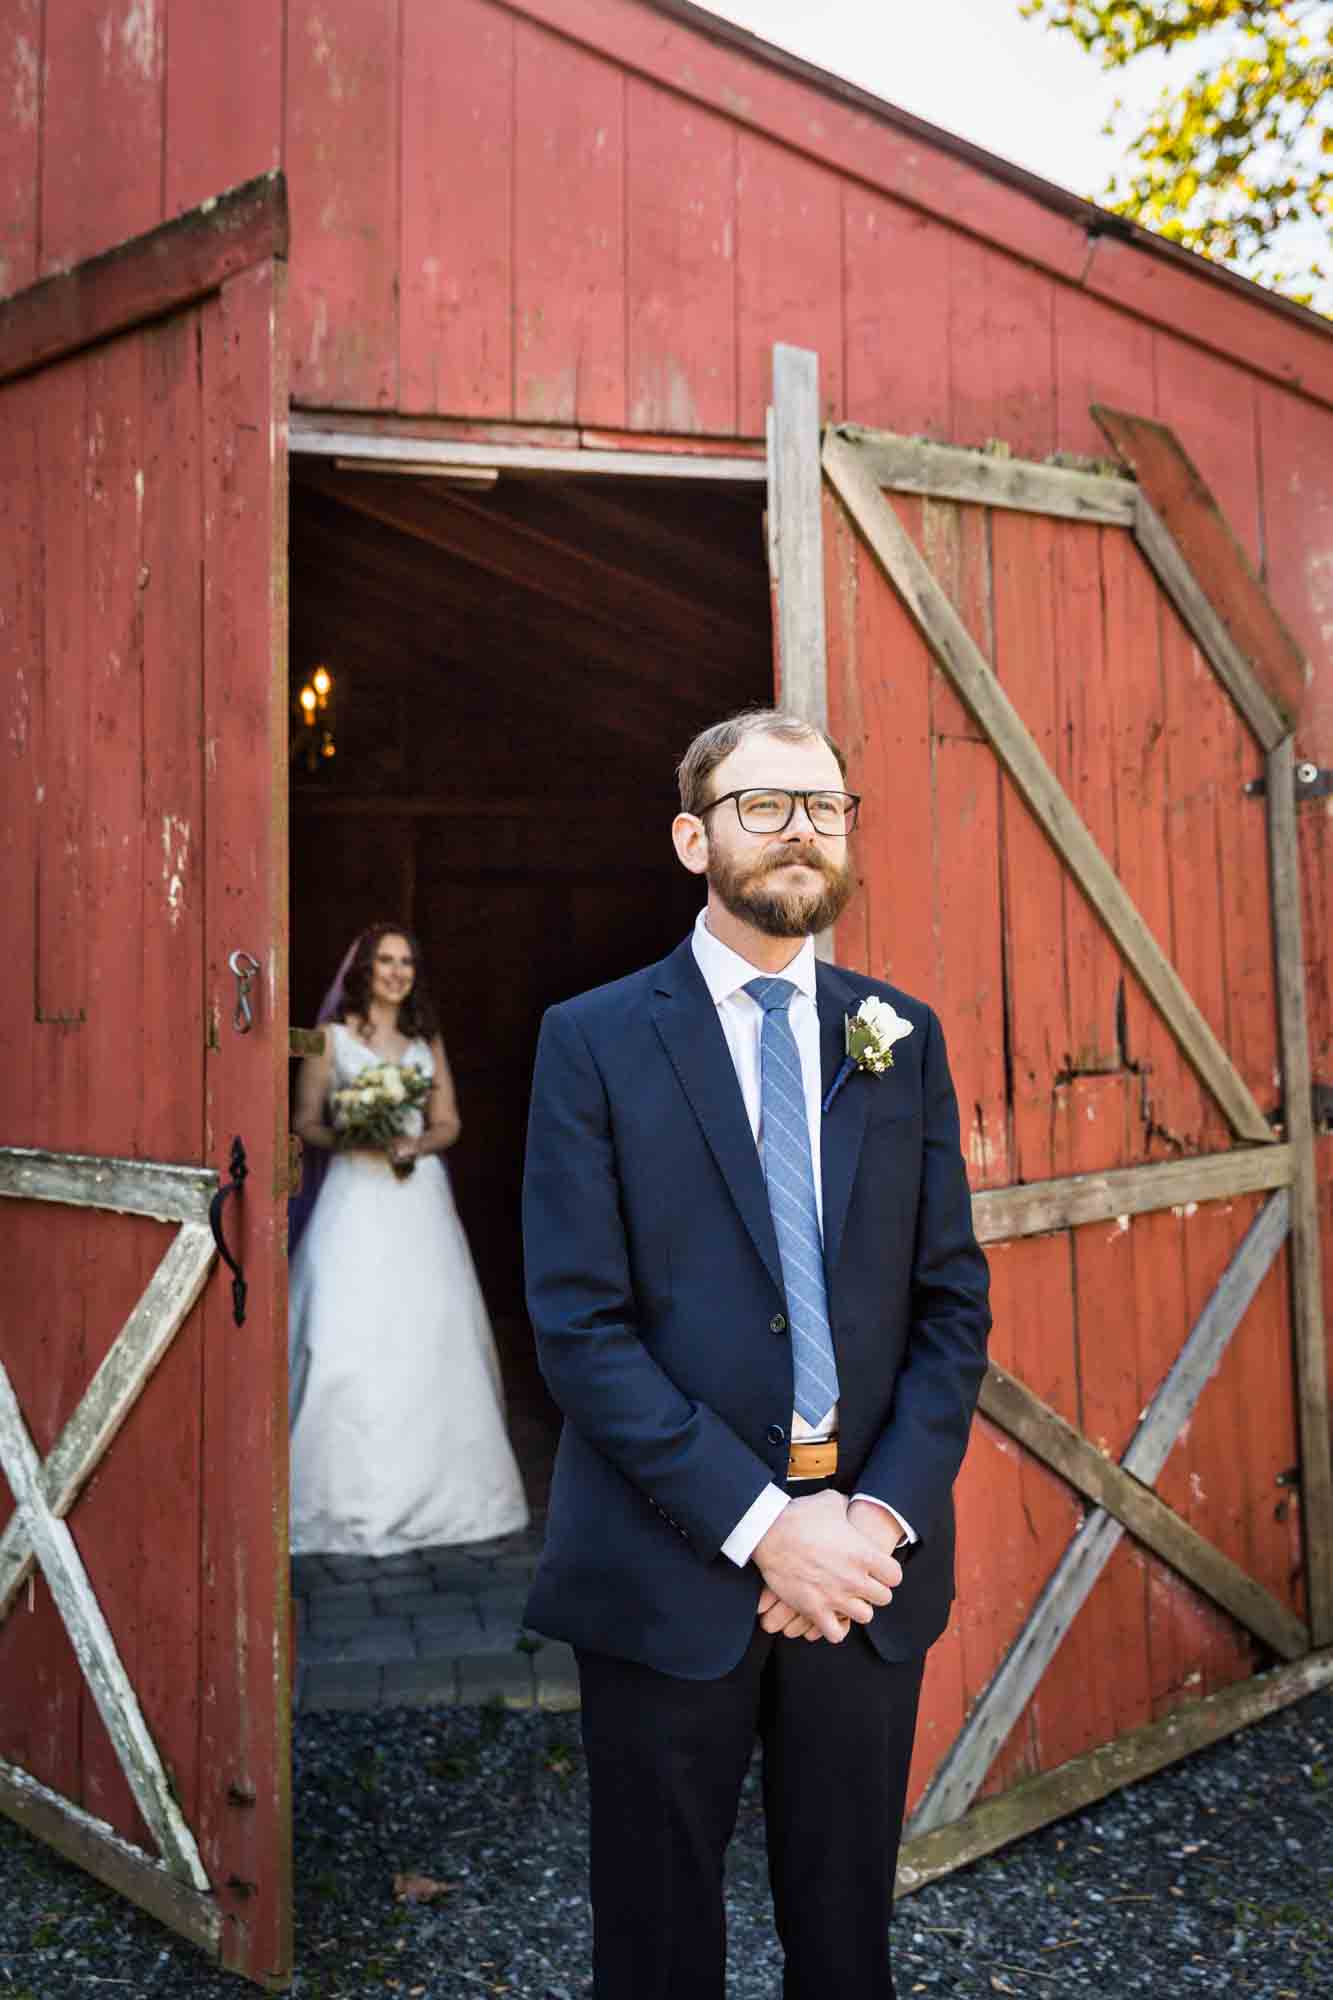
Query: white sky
[[705, 0, 1194, 203], [704, 1, 1328, 308]]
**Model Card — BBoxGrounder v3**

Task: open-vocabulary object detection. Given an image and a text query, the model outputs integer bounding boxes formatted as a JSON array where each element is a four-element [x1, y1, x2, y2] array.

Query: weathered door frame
[[767, 342, 1333, 1888], [0, 177, 293, 1984], [287, 414, 769, 484]]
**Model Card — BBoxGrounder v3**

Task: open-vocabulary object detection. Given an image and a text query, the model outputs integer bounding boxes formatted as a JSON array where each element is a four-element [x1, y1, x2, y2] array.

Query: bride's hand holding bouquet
[[331, 1060, 433, 1178]]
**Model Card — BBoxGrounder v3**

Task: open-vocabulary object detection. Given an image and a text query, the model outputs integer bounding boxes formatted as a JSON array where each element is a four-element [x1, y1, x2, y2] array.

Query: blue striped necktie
[[743, 977, 839, 1426]]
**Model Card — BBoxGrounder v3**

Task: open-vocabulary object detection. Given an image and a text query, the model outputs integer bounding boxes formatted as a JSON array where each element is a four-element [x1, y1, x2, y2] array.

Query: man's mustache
[[753, 843, 839, 880]]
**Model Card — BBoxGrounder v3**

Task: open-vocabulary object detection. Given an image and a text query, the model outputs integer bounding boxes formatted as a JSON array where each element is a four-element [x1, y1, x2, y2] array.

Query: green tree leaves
[[1021, 1, 1331, 307]]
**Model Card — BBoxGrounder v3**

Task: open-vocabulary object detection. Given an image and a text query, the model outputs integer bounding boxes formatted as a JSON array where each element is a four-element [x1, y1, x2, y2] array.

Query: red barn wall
[[5, 0, 1332, 753], [3, 0, 1331, 1687]]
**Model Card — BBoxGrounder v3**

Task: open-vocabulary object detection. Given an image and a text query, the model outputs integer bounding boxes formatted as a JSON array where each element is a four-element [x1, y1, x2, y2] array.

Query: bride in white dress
[[288, 924, 528, 1555]]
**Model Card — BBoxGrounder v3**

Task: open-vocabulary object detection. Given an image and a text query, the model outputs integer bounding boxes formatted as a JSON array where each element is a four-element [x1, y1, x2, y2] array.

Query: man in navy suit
[[523, 709, 990, 1999]]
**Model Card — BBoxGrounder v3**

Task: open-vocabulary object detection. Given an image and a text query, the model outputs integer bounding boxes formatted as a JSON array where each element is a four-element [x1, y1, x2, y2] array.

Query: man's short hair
[[676, 708, 849, 816]]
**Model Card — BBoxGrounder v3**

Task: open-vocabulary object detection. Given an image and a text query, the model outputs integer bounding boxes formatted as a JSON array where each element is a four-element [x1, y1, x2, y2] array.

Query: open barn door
[[767, 346, 1333, 1888], [0, 179, 292, 1984]]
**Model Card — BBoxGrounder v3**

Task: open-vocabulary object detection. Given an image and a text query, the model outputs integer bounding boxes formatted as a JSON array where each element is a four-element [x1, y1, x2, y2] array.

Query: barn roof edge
[[627, 0, 1332, 353]]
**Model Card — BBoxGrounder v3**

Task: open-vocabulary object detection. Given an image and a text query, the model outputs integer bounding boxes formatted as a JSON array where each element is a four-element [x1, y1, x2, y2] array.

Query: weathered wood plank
[[1132, 497, 1288, 750], [990, 509, 1071, 1186], [285, 0, 397, 410], [0, 1365, 210, 1888], [0, 3, 40, 298], [0, 1224, 216, 1620], [38, 0, 162, 278], [769, 345, 828, 728], [1123, 1191, 1289, 1476], [626, 78, 738, 437], [971, 1146, 1293, 1244], [197, 254, 294, 1980], [897, 1645, 1333, 1898], [0, 1759, 221, 1954], [822, 431, 1275, 1146], [739, 141, 843, 435], [400, 0, 514, 419], [291, 427, 768, 481], [0, 1148, 217, 1224], [1093, 405, 1307, 731], [908, 1190, 1291, 1835], [979, 1364, 1309, 1660], [836, 424, 1137, 526], [512, 21, 625, 426], [0, 175, 287, 388], [1267, 736, 1333, 1644]]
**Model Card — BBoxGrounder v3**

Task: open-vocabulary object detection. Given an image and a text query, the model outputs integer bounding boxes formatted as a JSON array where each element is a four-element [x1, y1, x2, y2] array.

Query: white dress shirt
[[688, 911, 914, 1567]]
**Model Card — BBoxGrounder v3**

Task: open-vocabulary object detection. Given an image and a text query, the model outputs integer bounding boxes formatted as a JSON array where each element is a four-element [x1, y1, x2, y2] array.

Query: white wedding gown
[[288, 1022, 529, 1555]]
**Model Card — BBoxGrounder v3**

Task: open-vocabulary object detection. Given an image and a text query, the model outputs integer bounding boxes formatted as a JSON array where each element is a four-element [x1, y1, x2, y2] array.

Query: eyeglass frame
[[696, 787, 862, 836]]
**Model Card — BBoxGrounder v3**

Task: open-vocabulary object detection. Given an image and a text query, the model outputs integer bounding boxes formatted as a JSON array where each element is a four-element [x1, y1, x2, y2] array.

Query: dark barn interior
[[288, 461, 773, 1501]]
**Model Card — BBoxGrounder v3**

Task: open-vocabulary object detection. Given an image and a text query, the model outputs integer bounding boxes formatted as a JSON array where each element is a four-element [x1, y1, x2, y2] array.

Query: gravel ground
[[3, 1686, 1330, 1999]]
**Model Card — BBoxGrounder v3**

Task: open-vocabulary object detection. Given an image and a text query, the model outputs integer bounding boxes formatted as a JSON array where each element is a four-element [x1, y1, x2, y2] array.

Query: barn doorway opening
[[286, 460, 775, 1510]]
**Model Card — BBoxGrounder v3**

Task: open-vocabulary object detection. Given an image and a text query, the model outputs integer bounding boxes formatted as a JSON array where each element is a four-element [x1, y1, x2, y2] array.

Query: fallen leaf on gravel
[[392, 1872, 455, 1903], [990, 1979, 1020, 1995]]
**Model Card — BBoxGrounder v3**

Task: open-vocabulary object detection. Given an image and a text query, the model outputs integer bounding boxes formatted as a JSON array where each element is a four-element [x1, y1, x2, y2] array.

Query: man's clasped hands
[[754, 1490, 905, 1644]]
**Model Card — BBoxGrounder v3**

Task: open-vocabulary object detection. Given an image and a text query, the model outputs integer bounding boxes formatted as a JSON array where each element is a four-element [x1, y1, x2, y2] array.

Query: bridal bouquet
[[331, 1061, 432, 1178]]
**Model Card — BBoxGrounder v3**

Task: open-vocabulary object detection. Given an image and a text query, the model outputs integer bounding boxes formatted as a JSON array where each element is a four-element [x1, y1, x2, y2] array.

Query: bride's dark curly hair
[[336, 922, 440, 1041]]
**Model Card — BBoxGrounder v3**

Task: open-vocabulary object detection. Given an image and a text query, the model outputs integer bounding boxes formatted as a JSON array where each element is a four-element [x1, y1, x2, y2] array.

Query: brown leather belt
[[787, 1437, 838, 1481]]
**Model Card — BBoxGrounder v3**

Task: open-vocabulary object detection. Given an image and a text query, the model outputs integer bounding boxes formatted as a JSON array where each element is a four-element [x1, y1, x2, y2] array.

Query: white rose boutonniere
[[846, 995, 914, 1073], [822, 996, 914, 1112]]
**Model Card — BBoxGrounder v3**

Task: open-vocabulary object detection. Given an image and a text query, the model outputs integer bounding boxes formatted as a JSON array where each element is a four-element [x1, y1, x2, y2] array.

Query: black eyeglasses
[[698, 788, 861, 836]]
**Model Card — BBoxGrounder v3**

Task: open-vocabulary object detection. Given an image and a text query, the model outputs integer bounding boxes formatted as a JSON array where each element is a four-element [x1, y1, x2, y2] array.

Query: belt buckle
[[787, 1437, 838, 1481]]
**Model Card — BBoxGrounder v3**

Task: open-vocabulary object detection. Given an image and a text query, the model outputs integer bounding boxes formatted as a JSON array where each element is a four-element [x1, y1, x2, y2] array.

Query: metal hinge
[[1244, 760, 1332, 801], [1268, 1083, 1333, 1136]]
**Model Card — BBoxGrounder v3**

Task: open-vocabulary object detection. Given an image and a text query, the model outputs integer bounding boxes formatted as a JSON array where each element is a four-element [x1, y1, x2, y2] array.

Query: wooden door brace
[[0, 1147, 219, 1889], [821, 428, 1275, 1147], [909, 1190, 1292, 1835]]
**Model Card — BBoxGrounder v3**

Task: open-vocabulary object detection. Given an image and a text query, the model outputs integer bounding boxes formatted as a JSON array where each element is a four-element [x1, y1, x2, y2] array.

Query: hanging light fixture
[[293, 665, 337, 772]]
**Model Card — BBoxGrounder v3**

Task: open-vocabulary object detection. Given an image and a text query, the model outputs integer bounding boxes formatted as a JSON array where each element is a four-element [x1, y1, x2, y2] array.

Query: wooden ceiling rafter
[[289, 494, 765, 723], [477, 474, 769, 606], [289, 483, 758, 679], [295, 465, 761, 660]]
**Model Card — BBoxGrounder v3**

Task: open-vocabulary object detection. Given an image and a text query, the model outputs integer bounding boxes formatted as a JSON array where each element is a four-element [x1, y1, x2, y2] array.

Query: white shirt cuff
[[721, 1483, 791, 1567], [851, 1493, 917, 1545]]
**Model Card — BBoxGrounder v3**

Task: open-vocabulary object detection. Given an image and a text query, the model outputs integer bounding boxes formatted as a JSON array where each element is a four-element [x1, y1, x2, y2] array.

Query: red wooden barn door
[[768, 348, 1333, 1881], [0, 180, 292, 1984]]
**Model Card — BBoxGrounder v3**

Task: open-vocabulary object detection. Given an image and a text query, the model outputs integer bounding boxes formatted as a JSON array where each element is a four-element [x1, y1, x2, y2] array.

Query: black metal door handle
[[209, 1136, 249, 1326]]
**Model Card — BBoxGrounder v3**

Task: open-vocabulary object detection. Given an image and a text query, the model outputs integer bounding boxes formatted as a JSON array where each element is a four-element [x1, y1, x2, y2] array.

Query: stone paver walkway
[[291, 1519, 579, 1715]]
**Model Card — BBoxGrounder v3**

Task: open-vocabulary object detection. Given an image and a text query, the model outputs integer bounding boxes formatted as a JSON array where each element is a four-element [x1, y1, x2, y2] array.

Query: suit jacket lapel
[[817, 963, 870, 1277], [651, 941, 786, 1299]]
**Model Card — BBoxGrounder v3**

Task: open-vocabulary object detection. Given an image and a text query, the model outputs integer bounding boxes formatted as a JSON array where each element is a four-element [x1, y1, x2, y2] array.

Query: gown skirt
[[289, 1031, 529, 1554]]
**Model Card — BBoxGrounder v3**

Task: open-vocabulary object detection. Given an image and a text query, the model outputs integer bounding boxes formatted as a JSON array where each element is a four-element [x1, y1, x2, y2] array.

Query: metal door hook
[[209, 1136, 249, 1326], [228, 951, 262, 1034]]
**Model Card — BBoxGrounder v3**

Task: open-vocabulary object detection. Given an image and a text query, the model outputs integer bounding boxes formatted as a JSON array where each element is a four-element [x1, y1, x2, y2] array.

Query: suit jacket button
[[766, 1423, 786, 1446], [770, 1313, 787, 1334]]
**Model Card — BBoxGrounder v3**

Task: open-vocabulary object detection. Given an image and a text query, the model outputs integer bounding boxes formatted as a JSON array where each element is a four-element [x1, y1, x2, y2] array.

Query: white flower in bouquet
[[331, 1059, 432, 1176]]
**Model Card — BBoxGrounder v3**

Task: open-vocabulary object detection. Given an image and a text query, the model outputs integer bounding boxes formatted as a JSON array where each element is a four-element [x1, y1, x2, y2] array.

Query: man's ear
[[671, 813, 709, 877]]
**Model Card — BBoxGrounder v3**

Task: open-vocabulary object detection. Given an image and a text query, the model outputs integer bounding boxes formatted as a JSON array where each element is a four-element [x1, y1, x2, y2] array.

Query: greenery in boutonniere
[[846, 996, 914, 1074]]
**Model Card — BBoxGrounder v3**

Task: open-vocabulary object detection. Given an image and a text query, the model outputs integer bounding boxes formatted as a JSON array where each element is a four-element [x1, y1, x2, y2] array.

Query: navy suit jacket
[[521, 935, 991, 1679]]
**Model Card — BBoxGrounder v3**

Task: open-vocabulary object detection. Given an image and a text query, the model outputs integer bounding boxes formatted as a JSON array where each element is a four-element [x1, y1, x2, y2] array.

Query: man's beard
[[708, 840, 853, 938]]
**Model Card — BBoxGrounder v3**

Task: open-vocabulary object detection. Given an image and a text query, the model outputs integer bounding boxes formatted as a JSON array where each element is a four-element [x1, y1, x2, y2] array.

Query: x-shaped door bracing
[[0, 1148, 219, 1889]]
